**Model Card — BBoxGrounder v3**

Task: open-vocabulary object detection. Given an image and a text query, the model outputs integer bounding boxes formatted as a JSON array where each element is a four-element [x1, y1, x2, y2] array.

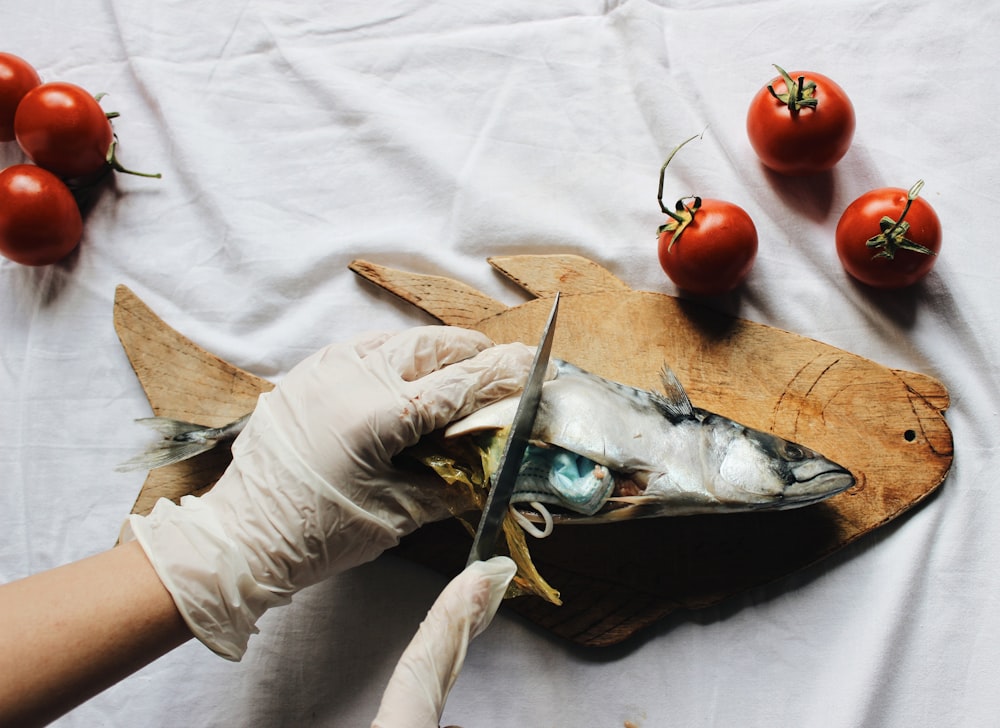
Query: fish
[[442, 359, 855, 527], [118, 359, 854, 522]]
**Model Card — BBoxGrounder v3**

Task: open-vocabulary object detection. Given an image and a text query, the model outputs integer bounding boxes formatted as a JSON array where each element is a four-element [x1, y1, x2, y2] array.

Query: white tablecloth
[[2, 2, 997, 725]]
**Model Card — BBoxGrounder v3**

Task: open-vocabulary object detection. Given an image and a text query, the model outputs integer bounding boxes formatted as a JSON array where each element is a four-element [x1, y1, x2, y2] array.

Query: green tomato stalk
[[767, 64, 818, 112], [97, 93, 162, 179], [656, 133, 703, 251], [866, 180, 935, 260]]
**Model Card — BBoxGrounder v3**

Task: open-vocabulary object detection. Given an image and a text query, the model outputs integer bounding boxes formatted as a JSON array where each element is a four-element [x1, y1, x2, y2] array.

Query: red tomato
[[835, 181, 941, 289], [655, 135, 758, 295], [0, 52, 41, 142], [746, 65, 855, 176], [657, 198, 758, 295], [13, 81, 114, 179], [0, 164, 83, 266]]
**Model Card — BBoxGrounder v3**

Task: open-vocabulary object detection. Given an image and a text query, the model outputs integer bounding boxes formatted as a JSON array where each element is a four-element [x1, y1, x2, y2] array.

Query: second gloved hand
[[124, 327, 535, 659], [371, 556, 517, 728]]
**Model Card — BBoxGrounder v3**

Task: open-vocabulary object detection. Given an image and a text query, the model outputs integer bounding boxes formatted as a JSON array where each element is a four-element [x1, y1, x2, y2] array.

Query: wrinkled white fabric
[[125, 327, 534, 659], [371, 556, 516, 728], [4, 2, 1000, 726]]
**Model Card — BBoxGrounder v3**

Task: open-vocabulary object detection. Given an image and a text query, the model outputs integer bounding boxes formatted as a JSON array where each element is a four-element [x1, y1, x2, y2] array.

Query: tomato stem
[[767, 64, 818, 112], [865, 180, 935, 260], [657, 133, 701, 216], [105, 138, 162, 179], [93, 92, 161, 179], [658, 197, 702, 252], [656, 133, 707, 250]]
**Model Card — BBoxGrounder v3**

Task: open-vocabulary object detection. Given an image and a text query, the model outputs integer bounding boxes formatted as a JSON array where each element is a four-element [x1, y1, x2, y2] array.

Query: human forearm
[[0, 540, 192, 727]]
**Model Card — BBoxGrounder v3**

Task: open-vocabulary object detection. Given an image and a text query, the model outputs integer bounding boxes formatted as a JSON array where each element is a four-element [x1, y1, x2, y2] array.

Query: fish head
[[699, 411, 854, 510], [610, 411, 855, 519]]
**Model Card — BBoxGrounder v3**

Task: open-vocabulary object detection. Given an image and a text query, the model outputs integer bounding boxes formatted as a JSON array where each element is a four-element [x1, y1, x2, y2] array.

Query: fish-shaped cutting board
[[114, 254, 952, 647]]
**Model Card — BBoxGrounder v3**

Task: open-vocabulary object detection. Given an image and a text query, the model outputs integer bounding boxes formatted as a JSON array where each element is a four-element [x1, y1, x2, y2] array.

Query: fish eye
[[784, 443, 806, 461]]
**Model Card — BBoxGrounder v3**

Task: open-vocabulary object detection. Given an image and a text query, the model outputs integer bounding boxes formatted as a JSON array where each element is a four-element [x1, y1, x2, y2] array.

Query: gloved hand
[[371, 556, 517, 728], [123, 327, 534, 660]]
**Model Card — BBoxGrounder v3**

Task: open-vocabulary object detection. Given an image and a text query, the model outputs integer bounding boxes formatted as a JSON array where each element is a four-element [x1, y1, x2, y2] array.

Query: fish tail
[[115, 417, 228, 472]]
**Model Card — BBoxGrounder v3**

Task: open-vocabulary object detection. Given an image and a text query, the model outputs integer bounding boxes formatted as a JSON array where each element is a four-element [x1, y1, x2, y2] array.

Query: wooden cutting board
[[114, 254, 953, 647]]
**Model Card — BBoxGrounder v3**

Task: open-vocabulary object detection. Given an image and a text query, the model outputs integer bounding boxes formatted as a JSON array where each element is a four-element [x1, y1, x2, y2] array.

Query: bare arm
[[0, 540, 193, 727]]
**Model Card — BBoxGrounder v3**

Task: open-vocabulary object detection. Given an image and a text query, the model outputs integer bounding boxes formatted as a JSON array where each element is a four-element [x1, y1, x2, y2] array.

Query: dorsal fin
[[651, 364, 695, 422]]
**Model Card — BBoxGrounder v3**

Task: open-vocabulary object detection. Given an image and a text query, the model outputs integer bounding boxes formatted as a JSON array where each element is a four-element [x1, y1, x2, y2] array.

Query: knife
[[466, 293, 560, 566]]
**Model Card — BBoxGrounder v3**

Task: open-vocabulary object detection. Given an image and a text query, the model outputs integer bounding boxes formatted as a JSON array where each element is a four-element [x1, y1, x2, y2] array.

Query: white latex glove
[[124, 327, 534, 660], [372, 556, 517, 728]]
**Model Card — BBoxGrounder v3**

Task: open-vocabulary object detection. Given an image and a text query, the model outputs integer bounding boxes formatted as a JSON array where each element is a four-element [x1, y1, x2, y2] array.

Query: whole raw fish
[[120, 359, 853, 522], [443, 360, 854, 529]]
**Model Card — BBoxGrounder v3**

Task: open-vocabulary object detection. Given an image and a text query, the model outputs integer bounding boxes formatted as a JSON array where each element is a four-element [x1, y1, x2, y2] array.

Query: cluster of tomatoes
[[0, 52, 159, 266], [656, 65, 942, 293]]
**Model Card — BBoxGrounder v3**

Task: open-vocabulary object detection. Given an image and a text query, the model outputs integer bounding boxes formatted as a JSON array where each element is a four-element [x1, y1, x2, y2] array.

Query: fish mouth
[[783, 462, 855, 507]]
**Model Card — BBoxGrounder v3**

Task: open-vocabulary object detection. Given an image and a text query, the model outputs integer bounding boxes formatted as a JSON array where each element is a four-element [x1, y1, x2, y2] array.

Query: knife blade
[[466, 293, 560, 566]]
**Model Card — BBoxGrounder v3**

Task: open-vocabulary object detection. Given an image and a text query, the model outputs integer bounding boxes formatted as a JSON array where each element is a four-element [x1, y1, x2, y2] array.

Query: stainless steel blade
[[466, 293, 560, 566]]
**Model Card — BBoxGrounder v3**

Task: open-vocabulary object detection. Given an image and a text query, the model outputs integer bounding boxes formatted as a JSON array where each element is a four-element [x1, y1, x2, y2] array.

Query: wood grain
[[488, 254, 632, 297], [113, 285, 272, 516], [116, 256, 953, 647], [348, 259, 508, 327]]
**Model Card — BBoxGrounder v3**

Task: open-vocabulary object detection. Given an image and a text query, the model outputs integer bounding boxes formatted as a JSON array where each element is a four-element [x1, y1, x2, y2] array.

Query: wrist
[[124, 494, 287, 660]]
